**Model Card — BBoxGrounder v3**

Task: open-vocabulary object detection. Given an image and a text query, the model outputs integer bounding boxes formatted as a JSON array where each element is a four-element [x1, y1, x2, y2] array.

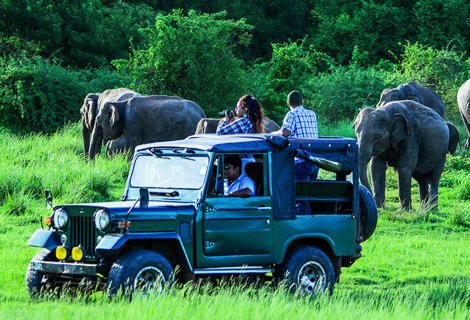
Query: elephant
[[377, 81, 445, 118], [195, 118, 222, 134], [354, 100, 448, 210], [80, 88, 137, 157], [446, 122, 460, 155], [89, 95, 206, 159], [194, 117, 281, 134], [457, 79, 470, 149]]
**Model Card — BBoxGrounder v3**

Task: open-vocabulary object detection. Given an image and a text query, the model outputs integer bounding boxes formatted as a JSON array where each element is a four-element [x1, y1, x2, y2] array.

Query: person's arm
[[216, 118, 246, 135], [228, 187, 252, 198], [270, 128, 290, 136], [281, 128, 291, 137], [277, 111, 295, 137]]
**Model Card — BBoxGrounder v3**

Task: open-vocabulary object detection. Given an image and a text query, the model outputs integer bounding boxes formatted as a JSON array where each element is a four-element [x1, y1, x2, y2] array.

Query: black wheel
[[359, 184, 378, 241], [107, 249, 173, 297], [26, 249, 55, 298], [277, 246, 335, 295]]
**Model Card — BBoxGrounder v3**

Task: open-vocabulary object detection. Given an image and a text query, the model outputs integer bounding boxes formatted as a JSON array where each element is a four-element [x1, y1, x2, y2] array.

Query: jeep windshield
[[126, 152, 209, 202]]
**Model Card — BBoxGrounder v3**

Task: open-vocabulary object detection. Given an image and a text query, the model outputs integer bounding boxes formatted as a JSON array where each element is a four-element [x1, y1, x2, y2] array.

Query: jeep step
[[194, 266, 274, 275]]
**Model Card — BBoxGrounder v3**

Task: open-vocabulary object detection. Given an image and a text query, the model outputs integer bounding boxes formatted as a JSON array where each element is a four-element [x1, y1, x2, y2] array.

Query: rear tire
[[359, 184, 378, 241], [277, 246, 335, 295], [107, 249, 173, 298]]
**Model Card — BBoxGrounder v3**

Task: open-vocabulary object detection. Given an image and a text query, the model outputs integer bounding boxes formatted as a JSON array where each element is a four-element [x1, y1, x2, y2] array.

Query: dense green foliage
[[114, 10, 251, 115], [0, 125, 468, 319], [1, 1, 470, 130]]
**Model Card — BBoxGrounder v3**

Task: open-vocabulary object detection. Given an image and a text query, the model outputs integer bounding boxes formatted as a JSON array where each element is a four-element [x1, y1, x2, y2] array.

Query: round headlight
[[53, 208, 69, 229], [94, 209, 110, 231]]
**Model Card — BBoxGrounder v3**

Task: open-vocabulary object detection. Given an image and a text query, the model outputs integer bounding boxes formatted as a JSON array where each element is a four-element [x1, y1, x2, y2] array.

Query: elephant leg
[[397, 171, 412, 210], [82, 126, 91, 158], [460, 105, 470, 149], [371, 156, 387, 208], [106, 136, 126, 157], [423, 158, 446, 210], [416, 178, 431, 206]]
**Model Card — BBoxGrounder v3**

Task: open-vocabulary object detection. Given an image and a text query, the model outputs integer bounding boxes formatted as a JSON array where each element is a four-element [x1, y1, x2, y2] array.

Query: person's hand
[[225, 109, 235, 123]]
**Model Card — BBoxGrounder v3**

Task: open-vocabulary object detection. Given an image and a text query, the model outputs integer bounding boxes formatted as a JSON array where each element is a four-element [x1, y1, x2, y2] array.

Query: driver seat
[[245, 162, 263, 195]]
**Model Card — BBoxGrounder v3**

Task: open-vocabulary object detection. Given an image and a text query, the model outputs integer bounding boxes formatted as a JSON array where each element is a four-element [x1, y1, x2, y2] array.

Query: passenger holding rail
[[275, 90, 319, 180]]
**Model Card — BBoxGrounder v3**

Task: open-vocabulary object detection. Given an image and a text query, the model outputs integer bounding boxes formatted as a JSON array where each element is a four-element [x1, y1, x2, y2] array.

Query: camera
[[219, 109, 234, 119], [225, 110, 234, 119]]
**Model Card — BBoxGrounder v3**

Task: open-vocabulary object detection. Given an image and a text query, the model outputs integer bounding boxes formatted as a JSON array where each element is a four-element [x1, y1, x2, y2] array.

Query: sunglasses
[[224, 165, 235, 171]]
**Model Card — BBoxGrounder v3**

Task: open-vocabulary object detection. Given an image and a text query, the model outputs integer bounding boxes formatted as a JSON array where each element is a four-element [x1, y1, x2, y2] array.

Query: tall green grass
[[0, 123, 469, 319]]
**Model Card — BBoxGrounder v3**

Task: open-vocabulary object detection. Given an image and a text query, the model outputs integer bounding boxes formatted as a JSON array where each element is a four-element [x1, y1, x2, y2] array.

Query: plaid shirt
[[282, 105, 318, 163], [282, 105, 318, 139], [216, 117, 254, 135]]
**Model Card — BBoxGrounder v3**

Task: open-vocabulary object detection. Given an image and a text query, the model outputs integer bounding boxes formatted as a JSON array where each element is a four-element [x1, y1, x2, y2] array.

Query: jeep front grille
[[69, 215, 97, 258]]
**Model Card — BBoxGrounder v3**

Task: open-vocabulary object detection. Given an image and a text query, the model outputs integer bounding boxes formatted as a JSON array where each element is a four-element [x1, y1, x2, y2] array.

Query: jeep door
[[198, 153, 274, 267]]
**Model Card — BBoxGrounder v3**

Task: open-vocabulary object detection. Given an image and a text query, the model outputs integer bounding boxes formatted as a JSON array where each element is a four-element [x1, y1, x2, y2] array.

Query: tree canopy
[[0, 0, 469, 132]]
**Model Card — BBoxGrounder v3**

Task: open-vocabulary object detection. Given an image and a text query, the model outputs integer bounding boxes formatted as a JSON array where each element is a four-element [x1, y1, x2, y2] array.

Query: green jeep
[[26, 134, 377, 297]]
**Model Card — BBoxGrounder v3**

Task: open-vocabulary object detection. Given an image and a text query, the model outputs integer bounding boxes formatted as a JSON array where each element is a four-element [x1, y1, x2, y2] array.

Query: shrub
[[114, 10, 252, 117], [250, 40, 334, 123], [0, 37, 130, 133], [398, 42, 470, 121], [457, 180, 470, 201], [447, 204, 470, 227], [304, 64, 403, 122]]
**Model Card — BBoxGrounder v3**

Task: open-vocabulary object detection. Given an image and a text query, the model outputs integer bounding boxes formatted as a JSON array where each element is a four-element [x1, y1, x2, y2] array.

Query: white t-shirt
[[224, 173, 256, 196]]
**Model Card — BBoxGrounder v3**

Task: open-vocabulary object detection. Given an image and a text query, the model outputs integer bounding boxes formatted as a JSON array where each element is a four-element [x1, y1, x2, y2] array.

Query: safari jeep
[[26, 134, 377, 297]]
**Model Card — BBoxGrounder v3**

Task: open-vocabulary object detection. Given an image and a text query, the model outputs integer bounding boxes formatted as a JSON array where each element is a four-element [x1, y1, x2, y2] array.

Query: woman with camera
[[216, 94, 265, 135]]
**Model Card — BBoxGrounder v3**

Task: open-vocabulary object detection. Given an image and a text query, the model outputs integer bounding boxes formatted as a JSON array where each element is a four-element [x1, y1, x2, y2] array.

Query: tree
[[250, 40, 334, 123], [114, 10, 252, 116]]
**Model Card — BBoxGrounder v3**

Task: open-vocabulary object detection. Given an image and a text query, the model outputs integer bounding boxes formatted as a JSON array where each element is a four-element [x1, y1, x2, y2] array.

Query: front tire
[[26, 249, 55, 298], [277, 246, 335, 295], [107, 249, 173, 297]]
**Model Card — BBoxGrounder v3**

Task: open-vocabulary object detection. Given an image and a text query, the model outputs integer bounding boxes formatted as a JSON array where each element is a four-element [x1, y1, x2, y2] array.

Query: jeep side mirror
[[45, 189, 53, 209], [139, 188, 149, 209]]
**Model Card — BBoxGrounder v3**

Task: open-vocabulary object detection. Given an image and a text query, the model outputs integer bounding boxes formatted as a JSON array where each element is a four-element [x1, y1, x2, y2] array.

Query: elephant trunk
[[88, 125, 103, 160], [82, 122, 91, 158], [358, 145, 373, 192]]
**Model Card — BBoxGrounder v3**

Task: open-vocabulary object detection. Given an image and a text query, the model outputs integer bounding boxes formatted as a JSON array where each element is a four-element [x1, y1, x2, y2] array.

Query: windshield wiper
[[147, 148, 170, 159], [172, 148, 195, 161], [149, 190, 180, 197]]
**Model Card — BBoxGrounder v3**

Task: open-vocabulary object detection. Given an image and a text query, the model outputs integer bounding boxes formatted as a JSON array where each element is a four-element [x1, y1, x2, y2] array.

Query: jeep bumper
[[30, 260, 97, 276]]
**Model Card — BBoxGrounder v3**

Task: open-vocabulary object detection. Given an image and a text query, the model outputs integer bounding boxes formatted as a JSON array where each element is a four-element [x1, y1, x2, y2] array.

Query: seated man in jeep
[[222, 155, 256, 197]]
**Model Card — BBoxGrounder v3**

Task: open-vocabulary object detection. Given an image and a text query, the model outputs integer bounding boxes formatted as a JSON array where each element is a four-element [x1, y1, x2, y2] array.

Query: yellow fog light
[[55, 246, 67, 260], [71, 246, 84, 261]]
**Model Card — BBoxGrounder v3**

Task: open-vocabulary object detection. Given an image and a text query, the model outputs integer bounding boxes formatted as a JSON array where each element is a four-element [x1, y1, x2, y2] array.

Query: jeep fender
[[95, 233, 193, 272], [28, 229, 61, 250], [278, 234, 336, 264]]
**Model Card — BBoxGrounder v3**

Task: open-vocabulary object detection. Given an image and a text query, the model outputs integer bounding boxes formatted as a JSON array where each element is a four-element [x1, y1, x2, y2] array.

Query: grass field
[[0, 123, 469, 319]]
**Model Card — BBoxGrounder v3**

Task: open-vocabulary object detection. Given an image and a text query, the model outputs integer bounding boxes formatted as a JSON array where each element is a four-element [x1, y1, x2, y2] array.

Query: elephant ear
[[109, 105, 120, 128], [353, 107, 374, 129], [86, 94, 99, 129], [391, 113, 412, 149]]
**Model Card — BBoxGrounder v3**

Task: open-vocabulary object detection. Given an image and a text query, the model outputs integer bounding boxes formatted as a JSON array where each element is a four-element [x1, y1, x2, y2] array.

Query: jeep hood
[[57, 201, 197, 217]]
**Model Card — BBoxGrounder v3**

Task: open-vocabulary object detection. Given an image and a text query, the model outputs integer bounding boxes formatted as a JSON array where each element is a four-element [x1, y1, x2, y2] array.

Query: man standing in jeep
[[278, 90, 319, 181]]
